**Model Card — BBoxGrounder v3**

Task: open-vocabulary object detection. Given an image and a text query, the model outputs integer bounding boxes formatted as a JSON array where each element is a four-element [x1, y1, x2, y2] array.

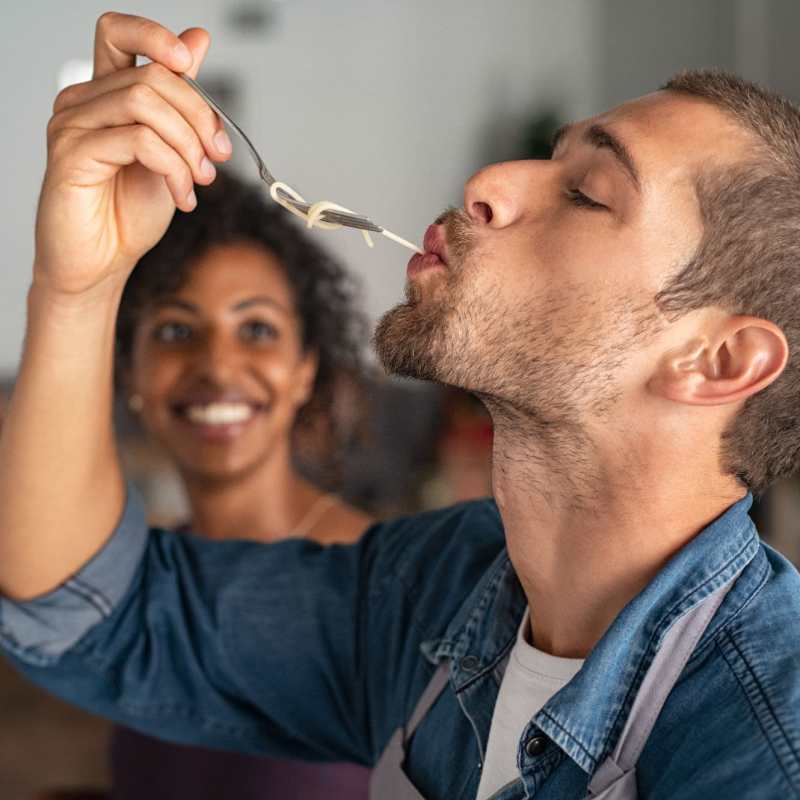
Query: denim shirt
[[1, 488, 799, 799]]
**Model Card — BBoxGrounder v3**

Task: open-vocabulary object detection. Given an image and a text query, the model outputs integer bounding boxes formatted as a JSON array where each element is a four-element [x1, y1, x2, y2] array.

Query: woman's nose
[[197, 332, 237, 382], [463, 159, 549, 228]]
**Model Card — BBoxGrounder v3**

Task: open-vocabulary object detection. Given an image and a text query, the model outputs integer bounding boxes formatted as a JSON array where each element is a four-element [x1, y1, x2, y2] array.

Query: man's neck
[[488, 410, 746, 659]]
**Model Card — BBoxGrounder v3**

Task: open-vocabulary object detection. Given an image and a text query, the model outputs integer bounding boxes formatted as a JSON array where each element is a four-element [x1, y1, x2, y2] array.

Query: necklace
[[287, 493, 337, 539]]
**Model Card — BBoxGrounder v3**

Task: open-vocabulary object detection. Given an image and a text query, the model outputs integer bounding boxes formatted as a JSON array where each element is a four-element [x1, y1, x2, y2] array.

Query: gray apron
[[370, 569, 740, 800]]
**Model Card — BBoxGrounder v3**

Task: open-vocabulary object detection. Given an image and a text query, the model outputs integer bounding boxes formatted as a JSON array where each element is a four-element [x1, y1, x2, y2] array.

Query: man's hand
[[34, 11, 232, 298], [0, 12, 233, 600]]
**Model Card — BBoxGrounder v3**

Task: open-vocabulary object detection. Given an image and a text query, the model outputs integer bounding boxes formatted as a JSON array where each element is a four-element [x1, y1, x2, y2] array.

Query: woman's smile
[[172, 399, 263, 441]]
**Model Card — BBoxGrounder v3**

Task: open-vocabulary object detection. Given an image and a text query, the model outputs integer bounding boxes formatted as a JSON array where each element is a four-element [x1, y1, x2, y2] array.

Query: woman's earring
[[128, 394, 144, 413]]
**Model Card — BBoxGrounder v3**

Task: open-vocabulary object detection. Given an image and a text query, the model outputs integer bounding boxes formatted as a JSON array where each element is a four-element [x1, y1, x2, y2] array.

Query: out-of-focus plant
[[520, 109, 563, 160]]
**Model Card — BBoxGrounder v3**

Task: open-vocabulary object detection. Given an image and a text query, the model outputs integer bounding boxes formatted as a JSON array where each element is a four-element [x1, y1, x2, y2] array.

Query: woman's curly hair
[[115, 170, 369, 482]]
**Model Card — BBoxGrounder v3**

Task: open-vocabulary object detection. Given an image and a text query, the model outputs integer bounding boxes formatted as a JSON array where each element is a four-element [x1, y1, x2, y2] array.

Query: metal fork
[[182, 74, 384, 235]]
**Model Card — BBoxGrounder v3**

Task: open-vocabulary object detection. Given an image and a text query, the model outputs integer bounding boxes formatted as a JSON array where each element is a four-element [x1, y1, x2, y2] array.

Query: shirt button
[[461, 655, 480, 672], [525, 734, 550, 757]]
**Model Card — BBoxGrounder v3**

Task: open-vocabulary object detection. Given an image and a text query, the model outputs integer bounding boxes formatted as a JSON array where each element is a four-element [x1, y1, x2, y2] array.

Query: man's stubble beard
[[373, 210, 662, 425], [373, 208, 475, 385], [373, 265, 467, 384], [373, 209, 664, 512]]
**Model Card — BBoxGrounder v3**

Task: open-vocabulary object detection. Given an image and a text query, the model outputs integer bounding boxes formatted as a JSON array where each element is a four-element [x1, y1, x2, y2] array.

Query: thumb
[[177, 28, 211, 78]]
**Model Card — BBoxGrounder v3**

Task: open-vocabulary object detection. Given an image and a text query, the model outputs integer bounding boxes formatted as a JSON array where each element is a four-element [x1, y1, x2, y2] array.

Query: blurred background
[[2, 0, 800, 797]]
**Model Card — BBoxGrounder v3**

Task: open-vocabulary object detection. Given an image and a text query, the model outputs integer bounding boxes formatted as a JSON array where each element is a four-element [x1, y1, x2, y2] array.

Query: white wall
[[593, 0, 800, 113], [594, 0, 738, 108], [9, 1, 800, 375], [0, 0, 599, 373]]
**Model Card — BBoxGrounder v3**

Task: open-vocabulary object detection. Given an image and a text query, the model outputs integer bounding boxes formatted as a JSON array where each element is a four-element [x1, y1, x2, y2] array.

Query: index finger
[[93, 12, 193, 79]]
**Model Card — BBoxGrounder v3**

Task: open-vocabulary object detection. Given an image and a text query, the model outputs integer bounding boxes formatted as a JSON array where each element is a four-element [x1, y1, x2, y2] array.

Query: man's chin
[[373, 301, 445, 382]]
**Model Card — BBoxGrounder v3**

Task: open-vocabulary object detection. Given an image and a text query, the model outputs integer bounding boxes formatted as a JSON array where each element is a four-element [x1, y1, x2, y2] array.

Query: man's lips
[[423, 224, 448, 264], [407, 224, 448, 278]]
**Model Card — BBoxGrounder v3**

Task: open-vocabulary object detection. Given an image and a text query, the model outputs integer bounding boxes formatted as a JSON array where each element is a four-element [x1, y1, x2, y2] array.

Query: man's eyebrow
[[550, 122, 573, 153], [584, 124, 641, 191], [551, 122, 641, 192]]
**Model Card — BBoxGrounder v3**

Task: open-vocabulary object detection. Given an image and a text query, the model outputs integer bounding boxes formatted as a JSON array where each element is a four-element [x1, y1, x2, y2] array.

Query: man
[[0, 12, 798, 800]]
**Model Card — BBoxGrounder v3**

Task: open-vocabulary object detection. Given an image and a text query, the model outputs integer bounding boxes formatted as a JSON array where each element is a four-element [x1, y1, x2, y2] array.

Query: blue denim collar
[[422, 494, 761, 775]]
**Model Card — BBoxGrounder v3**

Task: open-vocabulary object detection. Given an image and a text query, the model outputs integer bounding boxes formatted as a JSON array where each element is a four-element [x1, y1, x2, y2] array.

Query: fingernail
[[173, 42, 192, 69], [213, 129, 232, 155], [186, 189, 197, 209], [200, 157, 216, 179]]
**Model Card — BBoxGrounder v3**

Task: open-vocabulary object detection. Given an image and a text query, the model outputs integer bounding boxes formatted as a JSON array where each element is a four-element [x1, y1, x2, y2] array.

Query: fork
[[182, 75, 422, 252]]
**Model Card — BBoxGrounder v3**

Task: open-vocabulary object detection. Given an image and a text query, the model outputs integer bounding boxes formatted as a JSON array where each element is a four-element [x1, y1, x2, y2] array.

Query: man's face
[[375, 91, 752, 423]]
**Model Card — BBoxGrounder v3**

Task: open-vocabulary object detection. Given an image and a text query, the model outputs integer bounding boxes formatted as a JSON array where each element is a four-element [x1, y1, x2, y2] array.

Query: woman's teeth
[[185, 403, 255, 426]]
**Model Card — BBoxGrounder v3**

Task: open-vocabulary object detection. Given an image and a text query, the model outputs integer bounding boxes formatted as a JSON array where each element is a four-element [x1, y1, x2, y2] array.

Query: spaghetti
[[269, 181, 423, 254]]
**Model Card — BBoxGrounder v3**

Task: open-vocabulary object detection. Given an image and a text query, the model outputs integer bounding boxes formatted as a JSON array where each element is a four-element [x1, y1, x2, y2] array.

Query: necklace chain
[[287, 493, 336, 539]]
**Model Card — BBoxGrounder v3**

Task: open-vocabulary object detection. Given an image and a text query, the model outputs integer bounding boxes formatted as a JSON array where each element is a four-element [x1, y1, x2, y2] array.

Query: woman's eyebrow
[[152, 297, 290, 315], [551, 122, 642, 192], [153, 299, 198, 314], [232, 296, 290, 315]]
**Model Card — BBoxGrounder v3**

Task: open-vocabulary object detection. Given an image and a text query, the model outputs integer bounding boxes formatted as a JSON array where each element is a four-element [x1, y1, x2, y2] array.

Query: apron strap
[[404, 662, 451, 741], [370, 662, 450, 800], [587, 570, 742, 798]]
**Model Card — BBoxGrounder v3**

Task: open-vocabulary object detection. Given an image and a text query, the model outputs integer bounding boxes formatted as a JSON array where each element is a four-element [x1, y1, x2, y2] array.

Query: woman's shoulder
[[311, 498, 375, 545], [307, 494, 503, 560]]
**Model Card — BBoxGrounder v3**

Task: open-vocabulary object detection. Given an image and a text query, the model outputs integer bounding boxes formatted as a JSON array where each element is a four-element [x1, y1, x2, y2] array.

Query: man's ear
[[649, 316, 788, 406]]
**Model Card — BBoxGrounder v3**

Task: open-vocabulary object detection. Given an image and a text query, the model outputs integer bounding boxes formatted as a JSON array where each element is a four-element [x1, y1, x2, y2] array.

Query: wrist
[[29, 270, 127, 319], [25, 277, 124, 367]]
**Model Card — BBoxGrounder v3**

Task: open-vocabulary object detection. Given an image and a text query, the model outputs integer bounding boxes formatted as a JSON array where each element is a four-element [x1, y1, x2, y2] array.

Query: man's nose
[[463, 159, 552, 228]]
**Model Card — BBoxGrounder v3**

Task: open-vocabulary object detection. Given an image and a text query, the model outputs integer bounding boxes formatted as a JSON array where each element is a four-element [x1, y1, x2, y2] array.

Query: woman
[[109, 170, 373, 799]]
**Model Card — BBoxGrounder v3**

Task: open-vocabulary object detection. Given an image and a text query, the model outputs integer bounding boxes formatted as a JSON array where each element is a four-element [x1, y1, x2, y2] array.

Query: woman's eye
[[566, 188, 607, 210], [240, 320, 278, 342], [153, 322, 193, 344]]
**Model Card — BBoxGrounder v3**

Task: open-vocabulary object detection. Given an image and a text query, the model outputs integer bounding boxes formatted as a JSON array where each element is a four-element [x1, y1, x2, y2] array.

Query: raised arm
[[0, 12, 231, 599]]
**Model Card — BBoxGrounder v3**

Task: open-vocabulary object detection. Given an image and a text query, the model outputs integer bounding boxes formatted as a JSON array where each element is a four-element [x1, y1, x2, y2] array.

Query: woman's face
[[129, 240, 318, 482]]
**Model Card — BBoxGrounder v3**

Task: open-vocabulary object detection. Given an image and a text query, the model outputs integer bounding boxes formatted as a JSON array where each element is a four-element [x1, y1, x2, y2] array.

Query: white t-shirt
[[476, 610, 584, 799]]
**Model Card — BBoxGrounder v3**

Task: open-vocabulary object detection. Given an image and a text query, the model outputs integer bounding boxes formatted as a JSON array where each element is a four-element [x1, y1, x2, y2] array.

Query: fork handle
[[181, 74, 277, 185]]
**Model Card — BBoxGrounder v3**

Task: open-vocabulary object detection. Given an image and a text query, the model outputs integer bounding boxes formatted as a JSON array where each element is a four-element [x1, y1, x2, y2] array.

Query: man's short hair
[[658, 69, 800, 494]]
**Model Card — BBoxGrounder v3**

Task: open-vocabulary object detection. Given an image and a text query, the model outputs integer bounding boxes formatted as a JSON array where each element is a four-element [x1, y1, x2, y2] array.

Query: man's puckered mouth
[[423, 224, 449, 266]]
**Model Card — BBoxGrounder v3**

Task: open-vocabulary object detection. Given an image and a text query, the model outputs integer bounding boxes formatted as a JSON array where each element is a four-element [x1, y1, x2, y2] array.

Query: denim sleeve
[[0, 488, 148, 666], [0, 485, 503, 765]]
